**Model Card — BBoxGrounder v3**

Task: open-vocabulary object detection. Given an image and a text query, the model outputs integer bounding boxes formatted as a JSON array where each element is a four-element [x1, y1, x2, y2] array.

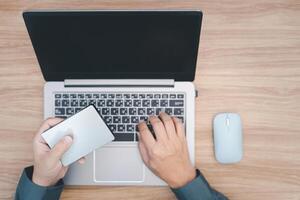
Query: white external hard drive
[[42, 105, 115, 166]]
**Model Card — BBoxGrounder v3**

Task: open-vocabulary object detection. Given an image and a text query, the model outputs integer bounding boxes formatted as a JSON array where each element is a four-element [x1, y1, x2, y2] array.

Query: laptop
[[23, 10, 203, 186]]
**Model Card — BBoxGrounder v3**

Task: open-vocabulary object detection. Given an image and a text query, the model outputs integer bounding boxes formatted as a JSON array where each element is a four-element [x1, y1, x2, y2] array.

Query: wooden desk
[[0, 0, 299, 199]]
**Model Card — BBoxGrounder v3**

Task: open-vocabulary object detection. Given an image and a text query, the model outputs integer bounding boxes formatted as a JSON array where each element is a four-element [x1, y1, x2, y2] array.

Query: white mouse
[[213, 113, 243, 164]]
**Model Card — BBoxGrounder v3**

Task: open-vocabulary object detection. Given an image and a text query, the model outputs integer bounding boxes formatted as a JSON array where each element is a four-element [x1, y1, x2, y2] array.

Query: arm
[[15, 118, 84, 200], [172, 169, 228, 200], [137, 113, 228, 200], [15, 166, 64, 200]]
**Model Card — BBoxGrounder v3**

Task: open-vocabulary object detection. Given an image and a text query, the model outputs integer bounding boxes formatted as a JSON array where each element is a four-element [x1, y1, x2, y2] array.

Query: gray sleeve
[[171, 169, 229, 200], [15, 166, 64, 200]]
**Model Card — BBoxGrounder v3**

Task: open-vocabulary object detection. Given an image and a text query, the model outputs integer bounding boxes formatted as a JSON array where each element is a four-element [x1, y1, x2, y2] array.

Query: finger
[[34, 118, 65, 146], [138, 141, 150, 165], [138, 122, 155, 149], [149, 116, 168, 142], [159, 112, 177, 139], [172, 117, 185, 140], [37, 117, 64, 135], [77, 157, 86, 164], [50, 135, 73, 164]]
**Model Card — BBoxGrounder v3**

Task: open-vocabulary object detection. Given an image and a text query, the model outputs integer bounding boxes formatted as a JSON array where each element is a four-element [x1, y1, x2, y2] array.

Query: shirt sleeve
[[15, 166, 64, 200], [171, 169, 228, 200]]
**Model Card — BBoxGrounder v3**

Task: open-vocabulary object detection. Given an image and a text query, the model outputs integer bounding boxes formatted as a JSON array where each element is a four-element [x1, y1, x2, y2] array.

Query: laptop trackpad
[[94, 146, 144, 182]]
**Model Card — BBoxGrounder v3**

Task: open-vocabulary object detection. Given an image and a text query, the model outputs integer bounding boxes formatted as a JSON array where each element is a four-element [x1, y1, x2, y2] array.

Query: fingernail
[[64, 135, 73, 143]]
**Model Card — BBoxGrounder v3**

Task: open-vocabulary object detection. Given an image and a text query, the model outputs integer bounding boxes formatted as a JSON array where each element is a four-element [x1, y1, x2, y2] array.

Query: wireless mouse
[[213, 113, 243, 164]]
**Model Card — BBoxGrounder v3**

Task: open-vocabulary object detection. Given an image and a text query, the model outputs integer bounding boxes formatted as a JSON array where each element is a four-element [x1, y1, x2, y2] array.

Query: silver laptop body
[[23, 10, 203, 186]]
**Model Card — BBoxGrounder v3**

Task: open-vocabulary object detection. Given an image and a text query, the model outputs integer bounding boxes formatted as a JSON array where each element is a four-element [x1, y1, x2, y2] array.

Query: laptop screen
[[23, 11, 202, 81]]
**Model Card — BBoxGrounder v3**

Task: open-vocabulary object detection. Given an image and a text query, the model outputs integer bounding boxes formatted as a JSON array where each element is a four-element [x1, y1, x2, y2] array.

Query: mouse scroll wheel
[[226, 118, 230, 126]]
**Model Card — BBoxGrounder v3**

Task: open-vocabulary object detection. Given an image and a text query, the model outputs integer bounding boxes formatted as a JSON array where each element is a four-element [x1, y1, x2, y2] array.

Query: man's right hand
[[137, 113, 196, 188]]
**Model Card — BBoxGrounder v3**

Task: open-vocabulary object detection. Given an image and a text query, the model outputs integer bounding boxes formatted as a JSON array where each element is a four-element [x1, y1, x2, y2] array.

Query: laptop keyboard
[[54, 92, 185, 142]]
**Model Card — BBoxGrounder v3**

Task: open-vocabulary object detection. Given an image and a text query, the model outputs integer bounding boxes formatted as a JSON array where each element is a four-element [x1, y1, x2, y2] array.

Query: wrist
[[32, 172, 53, 187], [168, 167, 196, 188]]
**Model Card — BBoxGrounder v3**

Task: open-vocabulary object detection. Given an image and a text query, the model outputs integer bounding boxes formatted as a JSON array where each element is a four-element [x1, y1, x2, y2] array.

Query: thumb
[[50, 135, 73, 163]]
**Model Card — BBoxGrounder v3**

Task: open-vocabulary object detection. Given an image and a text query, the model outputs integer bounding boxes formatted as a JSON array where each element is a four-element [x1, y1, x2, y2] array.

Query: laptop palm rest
[[94, 146, 145, 183]]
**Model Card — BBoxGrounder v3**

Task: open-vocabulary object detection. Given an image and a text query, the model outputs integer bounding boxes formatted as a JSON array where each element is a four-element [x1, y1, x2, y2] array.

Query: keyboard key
[[162, 94, 168, 98], [108, 94, 115, 98], [55, 108, 65, 115], [139, 94, 145, 98], [55, 100, 61, 107], [174, 108, 184, 115], [108, 124, 116, 132], [133, 100, 141, 107], [79, 100, 87, 107], [124, 94, 130, 99], [63, 94, 69, 98], [71, 99, 78, 107], [133, 100, 142, 107], [62, 99, 70, 107], [93, 94, 99, 98], [66, 108, 74, 115], [129, 108, 137, 115], [88, 99, 96, 105], [138, 108, 146, 115], [169, 100, 184, 107], [160, 100, 168, 107], [142, 100, 150, 107], [140, 116, 148, 122], [151, 100, 159, 107], [113, 116, 121, 123], [126, 124, 135, 132], [113, 133, 134, 141], [103, 116, 112, 124], [97, 100, 105, 107], [147, 108, 154, 115], [115, 100, 123, 107], [101, 108, 110, 115], [156, 108, 163, 115], [117, 124, 125, 132], [177, 94, 184, 98], [111, 108, 119, 115], [70, 94, 77, 98], [165, 108, 173, 115], [146, 94, 153, 98], [85, 94, 92, 98], [131, 116, 139, 123], [120, 108, 128, 115], [116, 94, 122, 98], [100, 94, 107, 98], [170, 94, 176, 99], [154, 94, 161, 98], [75, 108, 82, 113], [122, 116, 130, 123], [78, 94, 84, 98], [55, 94, 61, 98], [124, 100, 132, 107], [106, 100, 114, 107], [131, 94, 138, 98]]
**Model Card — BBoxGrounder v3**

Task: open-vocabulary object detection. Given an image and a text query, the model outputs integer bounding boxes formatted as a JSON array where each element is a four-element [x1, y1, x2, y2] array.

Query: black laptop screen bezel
[[23, 10, 203, 81]]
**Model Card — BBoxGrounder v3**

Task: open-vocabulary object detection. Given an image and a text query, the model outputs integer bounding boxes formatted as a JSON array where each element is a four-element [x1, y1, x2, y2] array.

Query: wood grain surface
[[0, 0, 299, 199]]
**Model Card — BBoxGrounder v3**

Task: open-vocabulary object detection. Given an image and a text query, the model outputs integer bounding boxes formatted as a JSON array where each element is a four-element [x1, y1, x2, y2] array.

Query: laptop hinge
[[64, 79, 175, 88]]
